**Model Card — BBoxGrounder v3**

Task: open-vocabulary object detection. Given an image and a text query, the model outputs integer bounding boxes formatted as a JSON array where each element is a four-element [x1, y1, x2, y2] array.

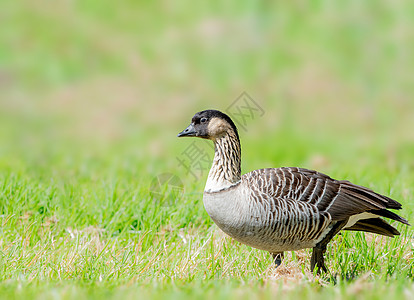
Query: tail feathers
[[343, 218, 401, 237], [326, 180, 407, 222], [341, 183, 402, 210], [369, 209, 410, 225]]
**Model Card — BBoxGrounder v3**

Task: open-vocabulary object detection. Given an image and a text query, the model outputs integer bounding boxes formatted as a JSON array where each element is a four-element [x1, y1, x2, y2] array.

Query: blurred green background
[[1, 0, 414, 204], [1, 1, 414, 298]]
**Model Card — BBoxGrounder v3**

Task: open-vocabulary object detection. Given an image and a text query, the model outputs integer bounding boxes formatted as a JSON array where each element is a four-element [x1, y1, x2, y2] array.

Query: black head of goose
[[178, 109, 409, 274]]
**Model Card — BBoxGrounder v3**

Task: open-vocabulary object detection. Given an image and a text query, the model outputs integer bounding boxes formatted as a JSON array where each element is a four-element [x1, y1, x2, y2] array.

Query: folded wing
[[244, 167, 409, 236]]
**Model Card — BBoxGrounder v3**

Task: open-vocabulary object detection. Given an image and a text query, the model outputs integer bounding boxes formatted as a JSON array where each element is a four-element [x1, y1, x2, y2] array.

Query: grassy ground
[[1, 1, 414, 299]]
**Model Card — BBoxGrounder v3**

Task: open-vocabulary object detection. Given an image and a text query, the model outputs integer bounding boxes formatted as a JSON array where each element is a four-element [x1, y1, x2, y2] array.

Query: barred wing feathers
[[243, 167, 409, 227]]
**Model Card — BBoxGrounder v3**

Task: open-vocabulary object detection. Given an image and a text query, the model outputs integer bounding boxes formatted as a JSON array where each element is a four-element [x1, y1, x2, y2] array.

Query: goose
[[177, 109, 409, 273]]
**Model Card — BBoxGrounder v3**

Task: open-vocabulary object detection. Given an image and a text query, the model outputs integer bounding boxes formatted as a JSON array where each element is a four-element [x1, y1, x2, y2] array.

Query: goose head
[[177, 109, 239, 141]]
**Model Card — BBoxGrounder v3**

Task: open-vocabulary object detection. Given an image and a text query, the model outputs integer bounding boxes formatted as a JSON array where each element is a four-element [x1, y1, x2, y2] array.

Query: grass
[[1, 0, 414, 299], [0, 131, 413, 300]]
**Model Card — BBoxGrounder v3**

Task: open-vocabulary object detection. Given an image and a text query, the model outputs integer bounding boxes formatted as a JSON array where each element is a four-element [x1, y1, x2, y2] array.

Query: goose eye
[[200, 118, 207, 123]]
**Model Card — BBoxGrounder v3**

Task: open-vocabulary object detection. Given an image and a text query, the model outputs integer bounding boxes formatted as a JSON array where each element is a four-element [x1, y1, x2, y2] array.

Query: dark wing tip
[[369, 209, 410, 226]]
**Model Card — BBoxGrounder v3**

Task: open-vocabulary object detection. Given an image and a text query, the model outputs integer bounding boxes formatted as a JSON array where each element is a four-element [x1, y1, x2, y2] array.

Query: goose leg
[[310, 244, 328, 273], [310, 220, 347, 274], [271, 252, 284, 268]]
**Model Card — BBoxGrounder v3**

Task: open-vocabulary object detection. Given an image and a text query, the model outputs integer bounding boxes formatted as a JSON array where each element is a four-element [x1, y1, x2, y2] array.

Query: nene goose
[[177, 109, 409, 273]]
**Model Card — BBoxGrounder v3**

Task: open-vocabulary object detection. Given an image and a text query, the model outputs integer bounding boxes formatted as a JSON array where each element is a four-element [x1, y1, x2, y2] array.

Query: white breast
[[203, 186, 249, 237]]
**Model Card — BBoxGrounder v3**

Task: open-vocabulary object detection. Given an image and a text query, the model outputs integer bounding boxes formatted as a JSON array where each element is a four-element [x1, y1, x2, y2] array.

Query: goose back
[[245, 167, 408, 225]]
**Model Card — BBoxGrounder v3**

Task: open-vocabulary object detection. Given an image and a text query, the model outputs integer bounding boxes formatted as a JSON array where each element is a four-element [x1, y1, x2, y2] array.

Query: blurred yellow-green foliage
[[1, 0, 414, 177], [1, 3, 414, 298]]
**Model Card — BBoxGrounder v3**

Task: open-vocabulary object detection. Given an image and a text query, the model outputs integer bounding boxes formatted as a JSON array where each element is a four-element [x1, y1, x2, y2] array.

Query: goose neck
[[205, 131, 241, 192]]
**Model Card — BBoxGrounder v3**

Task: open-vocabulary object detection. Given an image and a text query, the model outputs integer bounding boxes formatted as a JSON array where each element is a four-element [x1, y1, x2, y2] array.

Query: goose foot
[[310, 220, 347, 275], [271, 252, 284, 268], [311, 244, 328, 274]]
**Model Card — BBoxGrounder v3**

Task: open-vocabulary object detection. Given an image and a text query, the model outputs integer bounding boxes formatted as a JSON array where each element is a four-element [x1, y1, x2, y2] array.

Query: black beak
[[177, 123, 196, 137]]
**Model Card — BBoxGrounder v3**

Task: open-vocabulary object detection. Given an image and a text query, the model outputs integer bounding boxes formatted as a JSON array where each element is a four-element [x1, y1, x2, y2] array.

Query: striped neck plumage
[[205, 130, 241, 193]]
